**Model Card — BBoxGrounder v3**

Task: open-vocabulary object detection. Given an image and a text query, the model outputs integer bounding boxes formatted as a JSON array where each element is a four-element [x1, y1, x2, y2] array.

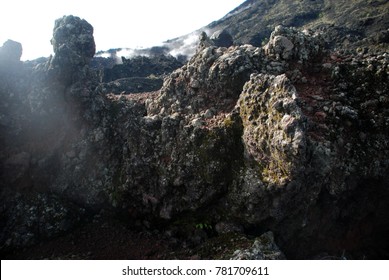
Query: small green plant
[[261, 37, 269, 47], [195, 222, 213, 230]]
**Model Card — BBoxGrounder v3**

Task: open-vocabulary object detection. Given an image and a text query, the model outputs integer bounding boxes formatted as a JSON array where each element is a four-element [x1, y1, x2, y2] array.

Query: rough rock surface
[[1, 15, 389, 259], [101, 55, 182, 82], [0, 193, 85, 249], [1, 16, 104, 253], [207, 0, 389, 49], [93, 53, 183, 94], [230, 231, 285, 260], [264, 25, 323, 61], [0, 40, 23, 62], [49, 15, 96, 84], [100, 77, 163, 95], [210, 29, 234, 48]]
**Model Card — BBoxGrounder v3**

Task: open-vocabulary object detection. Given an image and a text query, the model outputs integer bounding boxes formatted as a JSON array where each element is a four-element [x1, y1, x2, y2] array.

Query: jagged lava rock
[[1, 16, 105, 253], [49, 15, 96, 84], [238, 73, 307, 185], [264, 25, 323, 62], [1, 16, 389, 259]]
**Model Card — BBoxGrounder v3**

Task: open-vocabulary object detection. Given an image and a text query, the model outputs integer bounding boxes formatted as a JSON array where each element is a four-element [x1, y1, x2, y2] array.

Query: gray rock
[[49, 15, 95, 83], [0, 193, 85, 251], [215, 222, 244, 234], [0, 39, 22, 62], [264, 25, 323, 62], [210, 29, 234, 48], [230, 232, 286, 260], [197, 32, 214, 52]]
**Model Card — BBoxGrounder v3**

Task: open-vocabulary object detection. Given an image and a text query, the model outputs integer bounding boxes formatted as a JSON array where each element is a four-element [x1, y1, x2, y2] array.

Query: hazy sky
[[0, 0, 246, 60]]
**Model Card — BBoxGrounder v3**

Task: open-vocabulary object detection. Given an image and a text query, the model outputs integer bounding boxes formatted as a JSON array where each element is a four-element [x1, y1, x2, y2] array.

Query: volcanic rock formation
[[1, 11, 389, 259]]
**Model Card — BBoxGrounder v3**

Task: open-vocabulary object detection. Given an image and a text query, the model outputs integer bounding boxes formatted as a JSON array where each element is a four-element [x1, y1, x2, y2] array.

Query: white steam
[[167, 29, 211, 59], [95, 48, 141, 64], [95, 29, 209, 64], [168, 32, 200, 58]]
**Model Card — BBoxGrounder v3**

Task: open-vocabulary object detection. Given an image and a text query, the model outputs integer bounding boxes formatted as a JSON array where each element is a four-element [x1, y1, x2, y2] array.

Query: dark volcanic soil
[[1, 213, 253, 260], [2, 217, 174, 260]]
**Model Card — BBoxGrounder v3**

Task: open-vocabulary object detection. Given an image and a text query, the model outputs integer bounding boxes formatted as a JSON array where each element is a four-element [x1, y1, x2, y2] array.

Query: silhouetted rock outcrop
[[0, 40, 23, 78], [49, 15, 96, 84], [0, 40, 22, 62]]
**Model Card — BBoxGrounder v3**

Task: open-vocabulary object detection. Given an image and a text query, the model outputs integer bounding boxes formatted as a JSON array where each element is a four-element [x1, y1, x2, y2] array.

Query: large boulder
[[238, 73, 307, 185], [264, 25, 323, 62], [211, 29, 234, 48]]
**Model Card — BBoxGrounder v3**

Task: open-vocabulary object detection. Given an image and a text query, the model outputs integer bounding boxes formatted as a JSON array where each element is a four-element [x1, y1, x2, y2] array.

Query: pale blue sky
[[0, 0, 245, 60]]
